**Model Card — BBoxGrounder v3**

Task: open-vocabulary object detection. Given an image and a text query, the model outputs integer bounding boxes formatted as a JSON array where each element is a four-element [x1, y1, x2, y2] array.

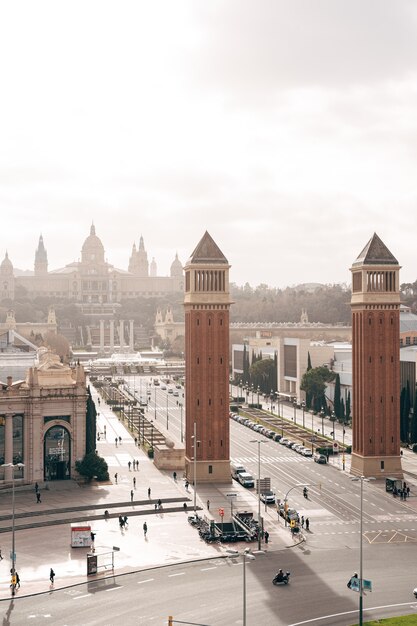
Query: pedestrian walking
[[185, 480, 189, 491], [49, 568, 55, 584], [148, 487, 151, 498], [143, 521, 148, 537], [0, 548, 3, 560], [264, 530, 270, 544], [15, 572, 20, 588], [130, 489, 134, 503], [157, 499, 162, 509], [207, 499, 210, 511], [133, 477, 136, 489], [134, 437, 138, 446], [407, 486, 410, 497], [128, 461, 132, 471], [36, 492, 41, 503], [35, 482, 39, 493], [119, 436, 122, 444], [173, 471, 177, 481], [305, 518, 310, 531], [119, 515, 124, 528], [115, 437, 118, 447], [123, 515, 128, 527], [114, 473, 118, 484], [155, 503, 158, 511], [136, 460, 139, 470], [301, 516, 305, 528], [103, 425, 106, 438]]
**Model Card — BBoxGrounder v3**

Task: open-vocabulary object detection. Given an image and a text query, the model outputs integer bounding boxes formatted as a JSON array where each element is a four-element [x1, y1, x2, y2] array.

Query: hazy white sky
[[1, 1, 417, 288]]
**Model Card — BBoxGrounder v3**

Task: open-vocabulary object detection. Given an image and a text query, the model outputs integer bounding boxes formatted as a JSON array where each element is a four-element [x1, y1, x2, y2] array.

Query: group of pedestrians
[[393, 482, 410, 500], [128, 460, 140, 471]]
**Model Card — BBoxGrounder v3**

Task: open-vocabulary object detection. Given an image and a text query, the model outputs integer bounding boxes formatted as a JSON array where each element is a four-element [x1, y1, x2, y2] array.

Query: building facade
[[1, 224, 184, 304], [0, 350, 88, 485], [184, 232, 232, 483], [350, 233, 402, 478]]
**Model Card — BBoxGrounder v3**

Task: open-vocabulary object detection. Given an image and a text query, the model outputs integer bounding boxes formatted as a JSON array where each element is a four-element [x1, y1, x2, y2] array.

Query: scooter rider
[[303, 487, 308, 498], [276, 569, 284, 582]]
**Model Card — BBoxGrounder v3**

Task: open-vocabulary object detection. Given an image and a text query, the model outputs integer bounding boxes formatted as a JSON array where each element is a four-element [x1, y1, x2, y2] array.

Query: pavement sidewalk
[[0, 392, 291, 601]]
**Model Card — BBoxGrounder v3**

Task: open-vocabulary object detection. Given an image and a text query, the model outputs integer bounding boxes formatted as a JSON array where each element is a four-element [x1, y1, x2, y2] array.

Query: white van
[[231, 462, 246, 480]]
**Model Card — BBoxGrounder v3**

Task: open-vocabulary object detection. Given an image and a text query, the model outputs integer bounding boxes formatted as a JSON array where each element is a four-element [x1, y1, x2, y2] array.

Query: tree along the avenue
[[300, 366, 336, 413], [333, 374, 342, 419], [75, 452, 109, 482], [249, 357, 277, 396]]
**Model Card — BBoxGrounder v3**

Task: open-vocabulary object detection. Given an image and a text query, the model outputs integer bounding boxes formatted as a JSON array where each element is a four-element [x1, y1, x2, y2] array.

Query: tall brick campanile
[[350, 233, 403, 478], [184, 232, 232, 483]]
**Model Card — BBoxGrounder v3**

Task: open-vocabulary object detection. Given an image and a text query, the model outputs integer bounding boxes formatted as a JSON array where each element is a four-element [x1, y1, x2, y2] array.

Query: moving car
[[313, 453, 327, 464], [231, 462, 246, 479]]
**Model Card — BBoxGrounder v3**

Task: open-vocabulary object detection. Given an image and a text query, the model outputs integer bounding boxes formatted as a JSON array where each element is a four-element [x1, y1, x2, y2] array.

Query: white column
[[4, 413, 13, 481], [99, 319, 104, 354], [129, 320, 134, 351], [119, 320, 124, 350], [110, 320, 115, 352]]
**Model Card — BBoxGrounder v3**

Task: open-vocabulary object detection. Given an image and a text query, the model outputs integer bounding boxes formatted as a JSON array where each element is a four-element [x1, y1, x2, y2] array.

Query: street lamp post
[[342, 424, 346, 471], [330, 411, 336, 440], [293, 399, 297, 424], [320, 407, 325, 435], [154, 386, 157, 420], [257, 386, 260, 408], [311, 410, 315, 453], [2, 462, 24, 597], [150, 419, 154, 450], [351, 476, 375, 626], [270, 390, 274, 413], [302, 401, 306, 429], [191, 422, 200, 515], [227, 549, 257, 626], [166, 393, 169, 430], [250, 440, 265, 550], [179, 403, 183, 443]]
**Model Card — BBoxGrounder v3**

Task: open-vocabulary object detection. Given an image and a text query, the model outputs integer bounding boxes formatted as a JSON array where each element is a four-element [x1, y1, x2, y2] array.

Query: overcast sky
[[1, 1, 416, 288]]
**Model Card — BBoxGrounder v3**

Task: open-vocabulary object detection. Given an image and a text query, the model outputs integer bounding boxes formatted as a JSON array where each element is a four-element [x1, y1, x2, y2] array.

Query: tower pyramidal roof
[[187, 231, 228, 265], [353, 232, 398, 266]]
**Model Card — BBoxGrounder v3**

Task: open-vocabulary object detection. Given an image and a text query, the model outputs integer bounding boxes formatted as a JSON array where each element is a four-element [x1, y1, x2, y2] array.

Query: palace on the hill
[[0, 224, 184, 305]]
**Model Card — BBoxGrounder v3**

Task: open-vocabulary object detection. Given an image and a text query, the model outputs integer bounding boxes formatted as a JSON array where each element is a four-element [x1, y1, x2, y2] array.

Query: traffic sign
[[218, 508, 224, 517], [226, 493, 237, 499]]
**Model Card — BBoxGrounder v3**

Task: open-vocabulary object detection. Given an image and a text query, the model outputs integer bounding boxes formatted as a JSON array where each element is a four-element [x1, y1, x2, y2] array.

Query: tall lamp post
[[330, 411, 336, 440], [250, 440, 266, 550], [179, 403, 183, 443], [166, 393, 169, 430], [351, 476, 375, 626], [342, 424, 346, 471], [301, 401, 306, 429], [320, 407, 325, 435], [154, 386, 157, 420], [2, 462, 24, 597], [191, 422, 200, 515], [270, 390, 274, 414], [293, 399, 297, 424], [257, 386, 260, 408], [226, 549, 257, 626]]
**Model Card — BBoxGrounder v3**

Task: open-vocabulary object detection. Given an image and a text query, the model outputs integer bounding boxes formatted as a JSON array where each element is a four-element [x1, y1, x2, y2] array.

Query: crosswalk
[[231, 455, 307, 464]]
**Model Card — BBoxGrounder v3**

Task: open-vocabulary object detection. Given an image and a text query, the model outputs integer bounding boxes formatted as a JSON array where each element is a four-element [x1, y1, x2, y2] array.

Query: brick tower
[[350, 233, 403, 478], [184, 231, 232, 483]]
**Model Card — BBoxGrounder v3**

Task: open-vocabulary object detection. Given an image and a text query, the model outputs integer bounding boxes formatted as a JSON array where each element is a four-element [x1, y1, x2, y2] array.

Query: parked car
[[293, 444, 304, 453], [168, 388, 173, 394], [237, 472, 255, 488], [273, 433, 282, 442], [286, 440, 296, 448], [280, 438, 290, 445], [231, 463, 246, 479], [260, 490, 276, 504], [173, 391, 179, 397], [314, 453, 327, 464], [302, 448, 313, 457]]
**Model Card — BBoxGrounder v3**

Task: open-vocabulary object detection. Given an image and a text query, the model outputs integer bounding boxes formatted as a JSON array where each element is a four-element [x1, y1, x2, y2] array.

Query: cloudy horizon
[[1, 1, 417, 288]]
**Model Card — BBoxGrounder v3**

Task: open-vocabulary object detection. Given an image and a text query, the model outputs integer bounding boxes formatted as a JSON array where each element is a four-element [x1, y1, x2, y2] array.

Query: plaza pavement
[[2, 389, 417, 600]]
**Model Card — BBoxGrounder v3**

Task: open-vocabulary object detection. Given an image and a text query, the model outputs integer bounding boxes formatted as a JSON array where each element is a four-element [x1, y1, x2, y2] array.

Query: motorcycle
[[303, 488, 308, 499], [272, 571, 291, 585]]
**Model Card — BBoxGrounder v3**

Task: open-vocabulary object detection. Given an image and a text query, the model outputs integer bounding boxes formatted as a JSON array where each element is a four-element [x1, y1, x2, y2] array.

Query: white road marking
[[201, 567, 217, 571], [106, 586, 123, 591], [73, 594, 92, 600], [168, 572, 185, 577], [138, 578, 154, 584]]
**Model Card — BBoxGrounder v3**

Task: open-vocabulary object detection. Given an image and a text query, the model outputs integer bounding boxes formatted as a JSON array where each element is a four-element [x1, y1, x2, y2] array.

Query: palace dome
[[81, 224, 105, 264]]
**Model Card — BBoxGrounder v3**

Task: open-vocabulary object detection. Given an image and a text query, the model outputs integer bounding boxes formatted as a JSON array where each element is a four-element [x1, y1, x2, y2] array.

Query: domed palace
[[1, 224, 184, 308]]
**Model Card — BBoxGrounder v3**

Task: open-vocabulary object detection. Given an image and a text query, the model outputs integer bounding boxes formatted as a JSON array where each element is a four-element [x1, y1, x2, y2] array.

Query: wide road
[[5, 551, 417, 626]]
